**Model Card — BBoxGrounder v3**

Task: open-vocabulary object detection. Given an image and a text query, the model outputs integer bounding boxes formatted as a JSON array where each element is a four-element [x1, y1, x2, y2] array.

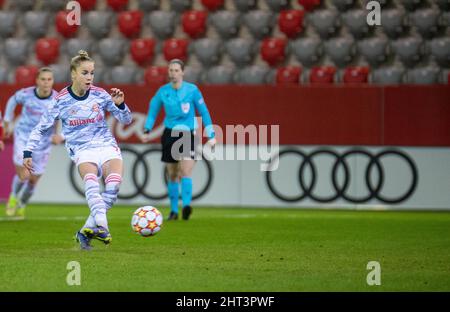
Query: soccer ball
[[131, 206, 163, 237]]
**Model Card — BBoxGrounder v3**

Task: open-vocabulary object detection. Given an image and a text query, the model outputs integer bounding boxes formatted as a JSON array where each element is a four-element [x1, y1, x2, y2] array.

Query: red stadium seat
[[298, 0, 321, 11], [15, 65, 39, 85], [130, 38, 156, 66], [201, 0, 224, 11], [182, 10, 208, 38], [278, 10, 305, 39], [276, 66, 302, 85], [118, 11, 143, 38], [35, 38, 60, 65], [77, 0, 97, 10], [261, 38, 288, 67], [107, 0, 128, 11], [309, 66, 336, 83], [144, 66, 168, 85], [343, 66, 370, 83], [55, 11, 79, 38], [163, 38, 189, 62]]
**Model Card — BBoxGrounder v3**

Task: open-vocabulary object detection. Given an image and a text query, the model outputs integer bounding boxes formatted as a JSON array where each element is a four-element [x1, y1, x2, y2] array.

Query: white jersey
[[26, 85, 132, 158], [4, 87, 58, 152]]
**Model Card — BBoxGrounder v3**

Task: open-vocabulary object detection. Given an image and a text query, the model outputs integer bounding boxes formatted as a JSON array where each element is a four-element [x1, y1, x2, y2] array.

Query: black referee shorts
[[161, 128, 198, 163]]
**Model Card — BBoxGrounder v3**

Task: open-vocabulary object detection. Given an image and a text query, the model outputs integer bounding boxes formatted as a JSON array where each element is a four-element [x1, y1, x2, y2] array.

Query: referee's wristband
[[23, 150, 32, 158]]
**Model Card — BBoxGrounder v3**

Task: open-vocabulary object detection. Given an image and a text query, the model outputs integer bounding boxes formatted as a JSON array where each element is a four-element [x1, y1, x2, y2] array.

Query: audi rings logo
[[265, 148, 418, 204], [69, 146, 213, 201]]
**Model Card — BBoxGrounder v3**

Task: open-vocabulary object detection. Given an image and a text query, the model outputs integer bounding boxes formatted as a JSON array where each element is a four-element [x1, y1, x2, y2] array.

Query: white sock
[[84, 173, 108, 230], [20, 183, 35, 206], [82, 215, 96, 229], [102, 173, 122, 212], [11, 175, 25, 196]]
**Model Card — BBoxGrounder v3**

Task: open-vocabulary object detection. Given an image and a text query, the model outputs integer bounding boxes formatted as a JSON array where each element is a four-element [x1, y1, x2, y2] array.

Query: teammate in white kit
[[23, 51, 132, 250], [3, 67, 63, 218]]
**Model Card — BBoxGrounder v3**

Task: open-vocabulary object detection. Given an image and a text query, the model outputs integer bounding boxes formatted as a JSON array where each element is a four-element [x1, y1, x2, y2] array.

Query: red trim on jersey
[[55, 88, 69, 100]]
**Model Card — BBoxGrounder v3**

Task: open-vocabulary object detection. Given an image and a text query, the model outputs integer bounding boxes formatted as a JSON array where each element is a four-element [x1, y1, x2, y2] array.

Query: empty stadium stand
[[0, 0, 447, 85]]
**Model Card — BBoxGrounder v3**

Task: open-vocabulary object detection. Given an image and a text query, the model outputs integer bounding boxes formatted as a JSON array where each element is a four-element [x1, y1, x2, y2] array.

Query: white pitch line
[[0, 216, 86, 222], [0, 213, 311, 222], [0, 215, 263, 221]]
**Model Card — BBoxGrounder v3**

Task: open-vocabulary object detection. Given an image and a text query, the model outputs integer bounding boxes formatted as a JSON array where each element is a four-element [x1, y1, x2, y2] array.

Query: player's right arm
[[141, 89, 163, 142], [3, 89, 25, 138], [51, 119, 65, 145], [23, 99, 60, 172]]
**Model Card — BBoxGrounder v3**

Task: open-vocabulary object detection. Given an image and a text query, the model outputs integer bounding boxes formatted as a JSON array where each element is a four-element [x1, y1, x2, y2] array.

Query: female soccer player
[[141, 59, 216, 221], [23, 50, 132, 250], [3, 67, 62, 218]]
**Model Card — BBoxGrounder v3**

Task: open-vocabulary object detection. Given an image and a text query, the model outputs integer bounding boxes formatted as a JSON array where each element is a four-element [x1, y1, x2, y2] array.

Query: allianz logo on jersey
[[69, 113, 103, 126]]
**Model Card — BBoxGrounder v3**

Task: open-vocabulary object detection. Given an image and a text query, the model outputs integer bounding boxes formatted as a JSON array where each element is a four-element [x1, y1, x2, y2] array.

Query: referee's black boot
[[167, 211, 178, 220], [182, 205, 192, 220]]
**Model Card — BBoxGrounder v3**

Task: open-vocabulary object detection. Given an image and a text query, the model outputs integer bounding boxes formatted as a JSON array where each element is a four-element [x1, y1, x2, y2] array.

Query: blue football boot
[[82, 226, 112, 245], [75, 231, 92, 251]]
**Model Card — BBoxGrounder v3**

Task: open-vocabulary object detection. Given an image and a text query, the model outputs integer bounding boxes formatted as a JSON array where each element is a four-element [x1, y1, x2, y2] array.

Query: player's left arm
[[193, 87, 215, 143], [105, 88, 132, 125]]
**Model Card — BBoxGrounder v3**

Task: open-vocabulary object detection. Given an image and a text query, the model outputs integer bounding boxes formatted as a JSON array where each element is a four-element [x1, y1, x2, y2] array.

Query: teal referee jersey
[[144, 82, 215, 139]]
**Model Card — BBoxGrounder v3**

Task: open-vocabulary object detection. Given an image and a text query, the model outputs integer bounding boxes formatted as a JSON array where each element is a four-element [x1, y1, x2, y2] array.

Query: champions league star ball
[[131, 206, 163, 237]]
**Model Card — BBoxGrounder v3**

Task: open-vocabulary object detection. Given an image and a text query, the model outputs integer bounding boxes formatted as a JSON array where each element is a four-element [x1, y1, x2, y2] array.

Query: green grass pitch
[[0, 204, 449, 292]]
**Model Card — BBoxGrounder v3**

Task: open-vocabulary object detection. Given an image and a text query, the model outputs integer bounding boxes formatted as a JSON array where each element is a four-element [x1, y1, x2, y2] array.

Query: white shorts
[[14, 136, 50, 176], [72, 145, 122, 174]]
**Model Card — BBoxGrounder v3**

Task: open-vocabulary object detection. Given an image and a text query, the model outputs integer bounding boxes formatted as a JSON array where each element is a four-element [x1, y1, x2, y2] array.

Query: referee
[[141, 59, 216, 220]]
